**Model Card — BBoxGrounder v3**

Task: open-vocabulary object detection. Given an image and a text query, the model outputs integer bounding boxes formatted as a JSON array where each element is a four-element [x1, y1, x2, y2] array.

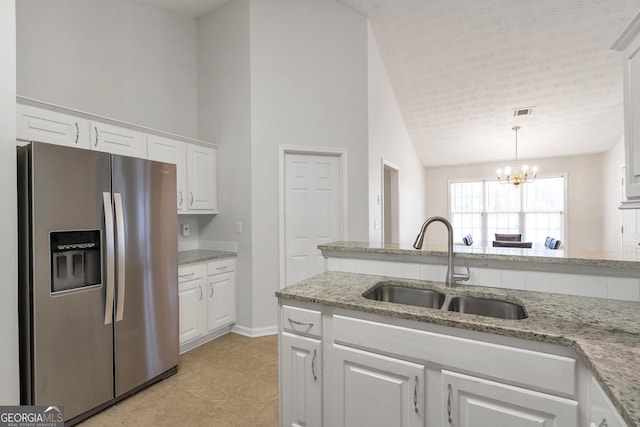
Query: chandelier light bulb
[[496, 126, 538, 187]]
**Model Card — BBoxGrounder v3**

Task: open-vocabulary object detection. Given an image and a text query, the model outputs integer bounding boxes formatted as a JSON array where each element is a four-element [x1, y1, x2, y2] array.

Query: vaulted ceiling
[[135, 0, 640, 167]]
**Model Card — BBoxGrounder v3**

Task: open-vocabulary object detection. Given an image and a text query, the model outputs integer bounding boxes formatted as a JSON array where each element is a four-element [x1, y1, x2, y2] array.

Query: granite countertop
[[178, 249, 237, 265], [276, 271, 640, 426], [320, 241, 640, 270]]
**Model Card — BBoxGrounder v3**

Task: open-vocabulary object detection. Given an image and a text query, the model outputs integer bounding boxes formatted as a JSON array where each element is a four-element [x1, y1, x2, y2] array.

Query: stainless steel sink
[[363, 283, 445, 309], [445, 295, 527, 320], [363, 282, 528, 320]]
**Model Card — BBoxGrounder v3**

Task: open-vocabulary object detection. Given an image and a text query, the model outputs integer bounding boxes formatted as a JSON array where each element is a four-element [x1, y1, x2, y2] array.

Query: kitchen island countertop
[[320, 241, 640, 271], [277, 271, 640, 426]]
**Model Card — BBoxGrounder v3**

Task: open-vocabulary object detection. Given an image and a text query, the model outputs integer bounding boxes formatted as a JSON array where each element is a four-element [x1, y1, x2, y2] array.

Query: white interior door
[[284, 153, 341, 287]]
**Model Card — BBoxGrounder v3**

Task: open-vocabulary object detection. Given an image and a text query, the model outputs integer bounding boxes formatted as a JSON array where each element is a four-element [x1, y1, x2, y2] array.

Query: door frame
[[381, 159, 400, 243], [278, 145, 349, 289]]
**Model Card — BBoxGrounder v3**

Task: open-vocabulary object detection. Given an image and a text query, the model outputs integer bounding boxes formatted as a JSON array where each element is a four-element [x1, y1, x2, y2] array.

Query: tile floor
[[79, 333, 279, 426]]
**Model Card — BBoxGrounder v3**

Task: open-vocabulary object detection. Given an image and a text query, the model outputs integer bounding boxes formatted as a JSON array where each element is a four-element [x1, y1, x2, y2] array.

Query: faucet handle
[[453, 262, 470, 283]]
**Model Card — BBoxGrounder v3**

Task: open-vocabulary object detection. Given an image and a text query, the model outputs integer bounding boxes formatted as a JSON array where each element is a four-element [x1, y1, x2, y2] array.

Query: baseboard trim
[[179, 325, 233, 354], [232, 324, 278, 337]]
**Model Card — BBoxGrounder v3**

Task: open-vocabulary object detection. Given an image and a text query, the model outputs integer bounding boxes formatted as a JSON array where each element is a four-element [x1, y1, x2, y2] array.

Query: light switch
[[236, 221, 243, 234], [181, 223, 190, 237]]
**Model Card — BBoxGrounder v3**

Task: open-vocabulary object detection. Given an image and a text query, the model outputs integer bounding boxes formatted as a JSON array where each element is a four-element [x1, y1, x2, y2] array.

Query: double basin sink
[[363, 282, 527, 320]]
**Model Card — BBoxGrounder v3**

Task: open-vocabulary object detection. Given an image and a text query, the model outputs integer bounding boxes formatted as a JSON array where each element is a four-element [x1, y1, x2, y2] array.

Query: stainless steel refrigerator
[[17, 142, 179, 425]]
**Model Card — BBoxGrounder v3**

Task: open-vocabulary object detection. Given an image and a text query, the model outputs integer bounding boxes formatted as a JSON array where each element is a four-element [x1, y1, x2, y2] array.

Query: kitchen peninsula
[[277, 241, 640, 427]]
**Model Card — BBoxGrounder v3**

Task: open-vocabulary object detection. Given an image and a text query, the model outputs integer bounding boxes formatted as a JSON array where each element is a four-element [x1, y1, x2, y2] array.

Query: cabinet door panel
[[333, 344, 424, 427], [91, 121, 144, 158], [443, 370, 577, 427], [280, 332, 322, 427], [186, 144, 217, 211], [147, 135, 187, 210], [17, 103, 90, 148], [207, 272, 235, 331], [178, 278, 205, 344]]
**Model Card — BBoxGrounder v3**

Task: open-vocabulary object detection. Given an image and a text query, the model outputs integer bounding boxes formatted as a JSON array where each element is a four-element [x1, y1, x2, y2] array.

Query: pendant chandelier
[[496, 126, 537, 187]]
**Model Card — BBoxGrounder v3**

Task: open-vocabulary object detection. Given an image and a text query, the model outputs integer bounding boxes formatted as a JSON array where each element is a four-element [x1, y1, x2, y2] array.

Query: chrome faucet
[[413, 216, 470, 287]]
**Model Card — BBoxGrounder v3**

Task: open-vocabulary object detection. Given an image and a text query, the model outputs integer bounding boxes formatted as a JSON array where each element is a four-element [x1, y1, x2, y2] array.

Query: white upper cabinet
[[613, 13, 640, 203], [186, 144, 217, 212], [91, 121, 145, 158], [147, 135, 187, 211], [148, 136, 217, 214], [16, 98, 218, 214], [17, 103, 90, 149]]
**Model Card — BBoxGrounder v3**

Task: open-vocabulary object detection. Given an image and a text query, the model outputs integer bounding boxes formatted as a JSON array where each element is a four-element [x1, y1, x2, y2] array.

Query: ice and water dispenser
[[50, 230, 102, 292]]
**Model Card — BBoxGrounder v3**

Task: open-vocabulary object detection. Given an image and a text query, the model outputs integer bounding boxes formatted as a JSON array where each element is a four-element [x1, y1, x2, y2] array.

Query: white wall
[[602, 135, 626, 251], [177, 216, 201, 252], [198, 0, 369, 333], [16, 0, 199, 138], [197, 0, 254, 329], [248, 0, 368, 330], [424, 153, 607, 251], [0, 0, 19, 404], [367, 24, 427, 244]]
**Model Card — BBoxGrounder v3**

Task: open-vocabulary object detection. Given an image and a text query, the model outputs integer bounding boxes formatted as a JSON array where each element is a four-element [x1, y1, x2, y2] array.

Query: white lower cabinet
[[280, 332, 322, 427], [443, 370, 577, 427], [178, 258, 236, 353], [278, 302, 629, 427], [333, 344, 424, 427], [206, 260, 236, 331], [178, 265, 206, 344]]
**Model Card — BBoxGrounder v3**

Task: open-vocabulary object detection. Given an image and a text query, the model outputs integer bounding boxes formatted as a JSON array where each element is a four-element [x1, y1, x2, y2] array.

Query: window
[[450, 177, 565, 247]]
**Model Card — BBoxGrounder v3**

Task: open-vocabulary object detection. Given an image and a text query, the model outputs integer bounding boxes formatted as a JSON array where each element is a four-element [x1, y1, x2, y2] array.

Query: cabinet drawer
[[207, 259, 235, 276], [282, 305, 322, 338], [178, 264, 203, 283]]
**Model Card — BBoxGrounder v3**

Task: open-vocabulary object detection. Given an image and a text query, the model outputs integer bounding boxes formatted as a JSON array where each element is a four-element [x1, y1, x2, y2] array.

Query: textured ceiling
[[135, 0, 640, 167]]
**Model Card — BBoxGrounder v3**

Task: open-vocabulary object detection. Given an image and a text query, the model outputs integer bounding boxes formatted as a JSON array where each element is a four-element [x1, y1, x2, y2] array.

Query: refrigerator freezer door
[[26, 143, 114, 419], [111, 155, 178, 396]]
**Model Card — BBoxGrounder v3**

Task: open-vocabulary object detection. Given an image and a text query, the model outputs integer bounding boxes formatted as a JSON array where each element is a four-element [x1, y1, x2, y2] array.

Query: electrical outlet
[[181, 223, 190, 237]]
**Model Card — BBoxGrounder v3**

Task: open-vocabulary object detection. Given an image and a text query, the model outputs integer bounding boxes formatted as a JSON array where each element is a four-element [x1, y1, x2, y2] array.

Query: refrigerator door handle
[[114, 192, 126, 322], [103, 192, 115, 325]]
